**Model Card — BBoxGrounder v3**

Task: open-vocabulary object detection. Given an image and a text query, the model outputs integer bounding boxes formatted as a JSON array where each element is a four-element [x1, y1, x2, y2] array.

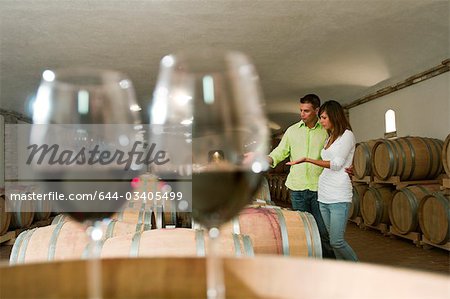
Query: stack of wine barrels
[[351, 136, 448, 235]]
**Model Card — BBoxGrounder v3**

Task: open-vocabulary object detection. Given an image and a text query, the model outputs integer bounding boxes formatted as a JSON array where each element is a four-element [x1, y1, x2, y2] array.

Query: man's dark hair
[[299, 94, 321, 109]]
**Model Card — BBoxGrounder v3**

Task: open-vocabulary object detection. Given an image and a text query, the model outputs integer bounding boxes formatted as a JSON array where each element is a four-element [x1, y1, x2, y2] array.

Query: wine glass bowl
[[30, 68, 142, 220]]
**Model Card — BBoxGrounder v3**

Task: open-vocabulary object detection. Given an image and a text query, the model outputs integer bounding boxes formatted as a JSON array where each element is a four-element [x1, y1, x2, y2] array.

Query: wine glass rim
[[40, 67, 132, 89], [161, 47, 253, 72]]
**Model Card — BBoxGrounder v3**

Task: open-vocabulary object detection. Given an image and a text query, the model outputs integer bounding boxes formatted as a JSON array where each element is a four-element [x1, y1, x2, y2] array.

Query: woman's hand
[[345, 165, 354, 177], [286, 157, 307, 165]]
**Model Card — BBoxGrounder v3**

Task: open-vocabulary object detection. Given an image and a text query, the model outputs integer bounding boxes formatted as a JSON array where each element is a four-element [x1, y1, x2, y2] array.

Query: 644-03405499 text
[[7, 191, 184, 201]]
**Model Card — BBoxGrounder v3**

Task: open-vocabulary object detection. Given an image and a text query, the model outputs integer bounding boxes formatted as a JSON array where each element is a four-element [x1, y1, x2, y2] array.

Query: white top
[[318, 129, 356, 203]]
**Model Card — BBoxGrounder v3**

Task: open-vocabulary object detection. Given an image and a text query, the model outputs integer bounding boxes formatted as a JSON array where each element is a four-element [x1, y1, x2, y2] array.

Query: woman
[[287, 100, 358, 261]]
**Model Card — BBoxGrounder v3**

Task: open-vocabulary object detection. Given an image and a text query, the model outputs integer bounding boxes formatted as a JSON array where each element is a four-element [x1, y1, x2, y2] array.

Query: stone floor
[[1, 221, 449, 275], [346, 222, 449, 275]]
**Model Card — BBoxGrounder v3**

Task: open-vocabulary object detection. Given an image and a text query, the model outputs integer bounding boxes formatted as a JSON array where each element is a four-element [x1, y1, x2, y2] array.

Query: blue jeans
[[290, 190, 336, 259], [319, 202, 358, 262]]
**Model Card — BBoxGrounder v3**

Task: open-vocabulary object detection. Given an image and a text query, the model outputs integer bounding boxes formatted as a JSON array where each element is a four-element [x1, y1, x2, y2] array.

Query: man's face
[[300, 103, 318, 124]]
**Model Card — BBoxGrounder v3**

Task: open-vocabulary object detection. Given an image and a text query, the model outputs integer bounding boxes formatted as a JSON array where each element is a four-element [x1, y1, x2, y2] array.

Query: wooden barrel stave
[[443, 134, 450, 176]]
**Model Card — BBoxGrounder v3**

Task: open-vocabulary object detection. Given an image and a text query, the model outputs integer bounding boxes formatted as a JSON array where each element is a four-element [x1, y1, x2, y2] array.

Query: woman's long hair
[[319, 100, 352, 143]]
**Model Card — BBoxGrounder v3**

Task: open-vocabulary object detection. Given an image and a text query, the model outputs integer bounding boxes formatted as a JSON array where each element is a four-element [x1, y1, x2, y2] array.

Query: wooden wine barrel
[[33, 200, 52, 221], [2, 256, 449, 299], [349, 184, 368, 219], [372, 137, 443, 181], [8, 198, 34, 229], [9, 220, 151, 264], [443, 134, 450, 176], [353, 140, 378, 179], [10, 221, 89, 264], [101, 228, 253, 258], [361, 186, 394, 226], [128, 200, 192, 229], [418, 192, 450, 245], [113, 206, 156, 230], [0, 195, 11, 235], [252, 176, 273, 205], [222, 207, 322, 257], [389, 185, 441, 234]]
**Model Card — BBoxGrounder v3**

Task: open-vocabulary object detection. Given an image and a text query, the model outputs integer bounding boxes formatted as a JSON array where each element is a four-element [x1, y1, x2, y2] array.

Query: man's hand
[[244, 152, 274, 167], [243, 152, 256, 165]]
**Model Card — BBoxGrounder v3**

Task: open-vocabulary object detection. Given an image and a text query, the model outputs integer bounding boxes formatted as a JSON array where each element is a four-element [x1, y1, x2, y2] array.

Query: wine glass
[[29, 67, 142, 299], [149, 48, 269, 299]]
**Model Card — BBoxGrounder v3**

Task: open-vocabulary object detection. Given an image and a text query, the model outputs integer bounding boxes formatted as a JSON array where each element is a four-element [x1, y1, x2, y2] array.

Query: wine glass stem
[[87, 221, 103, 299], [207, 227, 225, 299]]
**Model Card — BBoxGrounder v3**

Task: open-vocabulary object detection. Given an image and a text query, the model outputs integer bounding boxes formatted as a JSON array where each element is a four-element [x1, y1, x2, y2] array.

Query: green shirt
[[269, 120, 328, 191]]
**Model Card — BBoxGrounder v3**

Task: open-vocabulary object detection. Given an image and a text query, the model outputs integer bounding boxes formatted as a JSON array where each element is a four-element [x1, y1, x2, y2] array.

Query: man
[[268, 94, 335, 259]]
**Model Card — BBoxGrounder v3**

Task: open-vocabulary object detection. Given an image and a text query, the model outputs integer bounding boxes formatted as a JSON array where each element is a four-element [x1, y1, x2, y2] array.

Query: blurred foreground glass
[[150, 49, 269, 299], [30, 68, 141, 299]]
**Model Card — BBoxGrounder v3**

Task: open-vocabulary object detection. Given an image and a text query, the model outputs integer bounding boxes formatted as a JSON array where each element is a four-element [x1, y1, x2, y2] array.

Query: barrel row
[[349, 184, 449, 245], [10, 207, 323, 264], [10, 224, 253, 264], [1, 174, 276, 236], [353, 136, 446, 181]]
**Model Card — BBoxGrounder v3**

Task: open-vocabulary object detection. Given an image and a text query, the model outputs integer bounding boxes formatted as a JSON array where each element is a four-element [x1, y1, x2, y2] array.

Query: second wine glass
[[30, 67, 142, 299], [150, 48, 269, 299]]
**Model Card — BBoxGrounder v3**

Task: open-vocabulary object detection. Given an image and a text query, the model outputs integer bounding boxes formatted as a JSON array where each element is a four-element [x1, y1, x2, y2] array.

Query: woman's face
[[319, 111, 333, 130]]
